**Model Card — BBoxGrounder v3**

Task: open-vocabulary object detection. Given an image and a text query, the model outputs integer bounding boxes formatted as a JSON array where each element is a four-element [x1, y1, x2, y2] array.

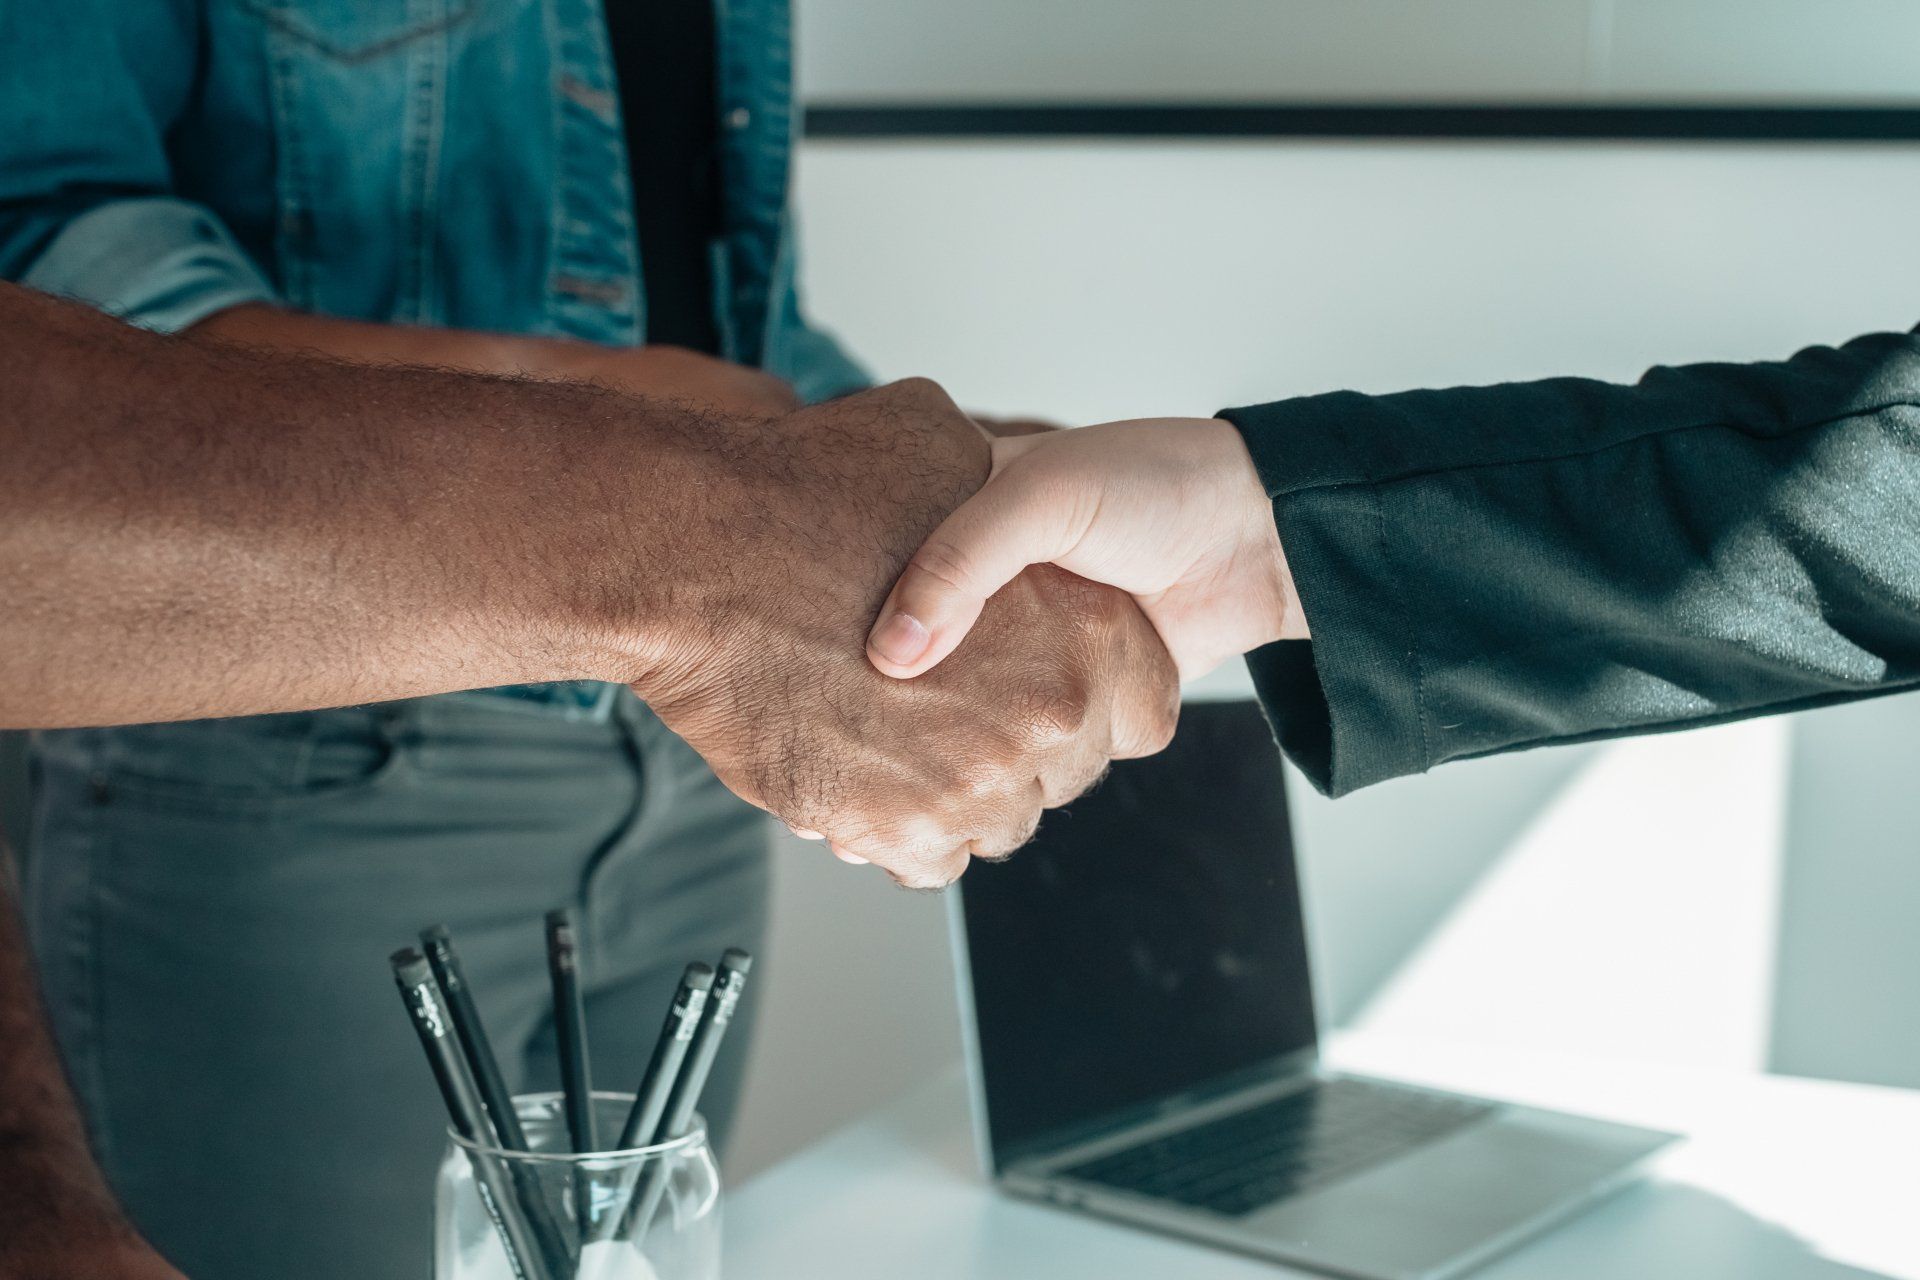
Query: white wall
[[797, 0, 1920, 105], [786, 138, 1920, 417], [726, 135, 1920, 1178], [726, 829, 961, 1177], [1772, 695, 1920, 1090]]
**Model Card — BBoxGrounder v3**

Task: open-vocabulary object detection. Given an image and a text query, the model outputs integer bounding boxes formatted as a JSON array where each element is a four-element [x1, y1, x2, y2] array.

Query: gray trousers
[[24, 691, 768, 1280]]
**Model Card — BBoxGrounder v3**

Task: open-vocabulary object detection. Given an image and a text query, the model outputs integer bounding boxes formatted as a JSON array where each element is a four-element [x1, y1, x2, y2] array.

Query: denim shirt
[[0, 0, 868, 718]]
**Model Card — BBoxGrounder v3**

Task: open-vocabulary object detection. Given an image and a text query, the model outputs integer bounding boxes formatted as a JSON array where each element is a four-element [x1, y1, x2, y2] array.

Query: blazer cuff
[[1223, 403, 1431, 796]]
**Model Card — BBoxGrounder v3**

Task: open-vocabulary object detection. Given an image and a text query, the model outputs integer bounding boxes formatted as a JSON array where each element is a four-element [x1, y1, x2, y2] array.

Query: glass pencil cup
[[435, 1092, 721, 1280]]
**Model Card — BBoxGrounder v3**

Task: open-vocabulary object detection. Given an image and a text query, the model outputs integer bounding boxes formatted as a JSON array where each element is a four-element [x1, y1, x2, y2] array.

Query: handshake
[[4, 292, 1306, 888], [613, 377, 1302, 888]]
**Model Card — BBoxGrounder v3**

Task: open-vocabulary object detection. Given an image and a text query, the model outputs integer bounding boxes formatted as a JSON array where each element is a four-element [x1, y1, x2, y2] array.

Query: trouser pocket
[[33, 707, 413, 817]]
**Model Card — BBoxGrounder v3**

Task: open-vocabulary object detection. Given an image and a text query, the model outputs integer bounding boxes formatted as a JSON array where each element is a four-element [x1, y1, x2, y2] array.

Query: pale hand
[[634, 382, 1180, 888], [866, 418, 1303, 685]]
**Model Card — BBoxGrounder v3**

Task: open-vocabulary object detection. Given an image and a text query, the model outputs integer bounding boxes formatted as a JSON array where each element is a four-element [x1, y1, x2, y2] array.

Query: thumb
[[867, 438, 1084, 679]]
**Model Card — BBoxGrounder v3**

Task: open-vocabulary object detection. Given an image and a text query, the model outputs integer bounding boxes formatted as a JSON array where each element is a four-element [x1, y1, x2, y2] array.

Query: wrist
[[1204, 419, 1305, 645], [540, 403, 775, 696]]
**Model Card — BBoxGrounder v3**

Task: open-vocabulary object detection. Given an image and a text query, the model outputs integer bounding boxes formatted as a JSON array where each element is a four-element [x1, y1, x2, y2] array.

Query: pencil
[[420, 926, 575, 1269], [420, 925, 528, 1149], [583, 962, 714, 1246], [391, 948, 555, 1280], [622, 948, 753, 1240], [616, 962, 714, 1151], [546, 909, 599, 1249], [545, 909, 597, 1153]]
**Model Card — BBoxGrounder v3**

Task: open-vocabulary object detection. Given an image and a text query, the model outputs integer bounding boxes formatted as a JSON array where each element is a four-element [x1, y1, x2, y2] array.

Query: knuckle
[[1044, 757, 1111, 809], [916, 760, 1004, 818], [1114, 679, 1181, 760], [871, 376, 948, 422], [890, 375, 943, 399], [974, 809, 1043, 863], [954, 762, 1012, 804], [1141, 697, 1180, 755], [885, 844, 970, 892], [1018, 677, 1091, 745]]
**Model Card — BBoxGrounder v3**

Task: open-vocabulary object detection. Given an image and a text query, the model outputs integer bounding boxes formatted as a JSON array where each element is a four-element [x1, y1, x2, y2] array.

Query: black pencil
[[420, 926, 575, 1270], [622, 948, 753, 1239], [420, 925, 529, 1150], [617, 962, 714, 1151], [391, 948, 556, 1280], [546, 909, 599, 1249], [545, 909, 597, 1153], [584, 962, 714, 1245]]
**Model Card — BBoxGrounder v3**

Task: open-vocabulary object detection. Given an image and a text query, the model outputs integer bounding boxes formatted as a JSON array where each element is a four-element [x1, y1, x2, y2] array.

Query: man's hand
[[865, 418, 1304, 685], [632, 382, 1180, 887]]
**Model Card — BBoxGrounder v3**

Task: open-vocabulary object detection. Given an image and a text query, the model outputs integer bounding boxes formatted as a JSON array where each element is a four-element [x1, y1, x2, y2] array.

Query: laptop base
[[1009, 1072, 1675, 1280]]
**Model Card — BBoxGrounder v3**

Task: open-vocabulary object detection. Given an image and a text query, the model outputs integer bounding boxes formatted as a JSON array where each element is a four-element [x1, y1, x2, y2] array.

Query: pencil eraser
[[419, 924, 452, 950], [683, 961, 716, 990], [390, 947, 433, 986], [719, 948, 753, 974]]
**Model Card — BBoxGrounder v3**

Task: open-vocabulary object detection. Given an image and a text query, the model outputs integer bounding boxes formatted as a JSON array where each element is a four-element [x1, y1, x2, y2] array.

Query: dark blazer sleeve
[[1220, 329, 1920, 797]]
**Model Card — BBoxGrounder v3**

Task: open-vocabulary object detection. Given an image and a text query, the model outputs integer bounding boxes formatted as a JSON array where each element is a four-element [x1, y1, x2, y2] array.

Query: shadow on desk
[[729, 1060, 1913, 1280], [1470, 1181, 1893, 1280], [931, 1180, 1899, 1280]]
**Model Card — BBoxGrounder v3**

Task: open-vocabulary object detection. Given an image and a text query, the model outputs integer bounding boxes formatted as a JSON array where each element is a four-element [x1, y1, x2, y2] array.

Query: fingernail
[[868, 611, 931, 667], [833, 847, 870, 865], [791, 828, 825, 841]]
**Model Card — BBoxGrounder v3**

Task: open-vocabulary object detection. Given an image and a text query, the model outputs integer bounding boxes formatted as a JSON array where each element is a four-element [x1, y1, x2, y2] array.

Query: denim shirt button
[[726, 107, 752, 130]]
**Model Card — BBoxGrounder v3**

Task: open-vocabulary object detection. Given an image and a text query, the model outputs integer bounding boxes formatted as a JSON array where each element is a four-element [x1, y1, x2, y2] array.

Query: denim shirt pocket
[[230, 0, 484, 320], [233, 0, 478, 63]]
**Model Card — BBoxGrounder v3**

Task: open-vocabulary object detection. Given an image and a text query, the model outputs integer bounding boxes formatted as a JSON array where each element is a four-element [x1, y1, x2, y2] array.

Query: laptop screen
[[957, 700, 1319, 1169]]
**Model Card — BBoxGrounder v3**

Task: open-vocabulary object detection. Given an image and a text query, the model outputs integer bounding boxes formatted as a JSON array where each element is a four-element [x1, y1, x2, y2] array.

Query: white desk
[[726, 1034, 1920, 1279]]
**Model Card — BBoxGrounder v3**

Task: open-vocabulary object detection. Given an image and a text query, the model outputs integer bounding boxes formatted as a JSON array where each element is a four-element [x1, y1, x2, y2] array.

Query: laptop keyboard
[[1060, 1077, 1496, 1217]]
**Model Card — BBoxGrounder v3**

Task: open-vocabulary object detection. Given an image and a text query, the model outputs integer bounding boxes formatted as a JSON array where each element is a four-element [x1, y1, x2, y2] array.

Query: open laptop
[[951, 700, 1676, 1280]]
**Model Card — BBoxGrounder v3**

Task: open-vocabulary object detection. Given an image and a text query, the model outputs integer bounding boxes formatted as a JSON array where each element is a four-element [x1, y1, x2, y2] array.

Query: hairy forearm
[[0, 285, 722, 727]]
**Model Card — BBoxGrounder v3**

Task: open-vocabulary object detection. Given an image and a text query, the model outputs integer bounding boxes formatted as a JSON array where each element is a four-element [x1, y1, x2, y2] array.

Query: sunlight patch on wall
[[1352, 717, 1790, 1072]]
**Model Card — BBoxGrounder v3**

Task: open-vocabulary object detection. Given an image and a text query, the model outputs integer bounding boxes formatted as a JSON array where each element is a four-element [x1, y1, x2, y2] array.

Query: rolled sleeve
[[22, 198, 276, 334]]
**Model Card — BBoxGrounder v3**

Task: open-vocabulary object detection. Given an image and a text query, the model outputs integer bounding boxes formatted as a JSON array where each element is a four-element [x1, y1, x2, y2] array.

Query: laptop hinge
[[1007, 1044, 1325, 1175]]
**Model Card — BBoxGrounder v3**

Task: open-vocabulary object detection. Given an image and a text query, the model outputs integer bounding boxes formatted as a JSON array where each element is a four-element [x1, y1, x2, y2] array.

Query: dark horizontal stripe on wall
[[805, 103, 1920, 142]]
